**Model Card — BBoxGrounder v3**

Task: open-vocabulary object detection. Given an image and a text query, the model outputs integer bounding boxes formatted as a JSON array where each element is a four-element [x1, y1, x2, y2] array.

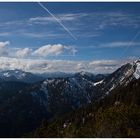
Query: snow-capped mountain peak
[[0, 69, 44, 83], [133, 60, 140, 79], [0, 69, 27, 79]]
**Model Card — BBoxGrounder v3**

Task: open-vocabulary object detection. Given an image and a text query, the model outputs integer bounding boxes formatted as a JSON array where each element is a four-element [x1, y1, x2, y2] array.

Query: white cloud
[[0, 41, 10, 56], [33, 44, 64, 57], [0, 41, 10, 47], [0, 12, 139, 29], [0, 42, 77, 58], [28, 12, 140, 31], [16, 48, 32, 58], [0, 12, 139, 40], [97, 41, 140, 48], [18, 30, 70, 39], [33, 44, 77, 57], [0, 40, 135, 74], [29, 13, 88, 23], [0, 57, 131, 74], [89, 60, 119, 66], [21, 32, 47, 38], [35, 13, 139, 32], [88, 60, 123, 73]]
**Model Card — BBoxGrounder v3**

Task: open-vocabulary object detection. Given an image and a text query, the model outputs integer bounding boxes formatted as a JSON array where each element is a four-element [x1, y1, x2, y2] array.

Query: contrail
[[121, 29, 140, 56], [37, 2, 77, 40]]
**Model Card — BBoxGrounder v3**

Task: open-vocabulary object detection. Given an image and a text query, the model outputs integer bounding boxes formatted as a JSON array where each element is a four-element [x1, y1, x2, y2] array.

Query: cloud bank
[[0, 41, 136, 74], [0, 57, 130, 74], [0, 41, 77, 58]]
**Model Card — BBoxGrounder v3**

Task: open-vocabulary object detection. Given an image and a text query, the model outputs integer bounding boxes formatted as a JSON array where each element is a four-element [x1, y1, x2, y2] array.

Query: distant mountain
[[0, 68, 109, 82], [38, 71, 74, 78], [0, 69, 108, 84], [0, 69, 44, 83]]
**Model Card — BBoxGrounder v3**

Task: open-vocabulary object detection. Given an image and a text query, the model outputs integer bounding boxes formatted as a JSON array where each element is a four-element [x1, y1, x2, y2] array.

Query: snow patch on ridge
[[94, 80, 103, 86], [133, 62, 140, 79], [3, 72, 10, 77]]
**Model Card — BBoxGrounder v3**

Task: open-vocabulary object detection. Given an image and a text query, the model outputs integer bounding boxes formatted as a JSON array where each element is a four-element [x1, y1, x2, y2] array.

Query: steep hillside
[[31, 77, 140, 138]]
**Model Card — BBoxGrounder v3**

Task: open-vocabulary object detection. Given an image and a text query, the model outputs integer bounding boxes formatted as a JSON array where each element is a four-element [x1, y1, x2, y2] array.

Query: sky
[[0, 2, 140, 73]]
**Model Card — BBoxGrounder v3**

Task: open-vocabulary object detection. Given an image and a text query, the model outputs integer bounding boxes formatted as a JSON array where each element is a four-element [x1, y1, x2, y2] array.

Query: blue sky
[[0, 2, 140, 73]]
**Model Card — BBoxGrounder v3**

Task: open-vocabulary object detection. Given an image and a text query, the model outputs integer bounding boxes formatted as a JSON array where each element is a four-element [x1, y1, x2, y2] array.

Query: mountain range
[[0, 60, 139, 137]]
